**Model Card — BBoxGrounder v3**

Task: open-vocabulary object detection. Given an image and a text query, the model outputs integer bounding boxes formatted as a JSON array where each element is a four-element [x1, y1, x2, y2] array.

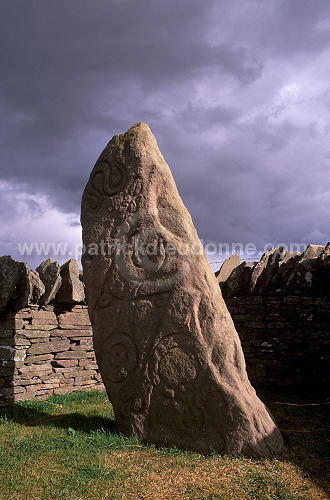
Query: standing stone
[[55, 259, 85, 304], [0, 256, 20, 311], [36, 259, 62, 305], [81, 122, 284, 457]]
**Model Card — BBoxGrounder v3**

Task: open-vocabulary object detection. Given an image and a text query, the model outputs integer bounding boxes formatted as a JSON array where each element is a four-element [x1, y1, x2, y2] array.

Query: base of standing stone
[[81, 122, 284, 457]]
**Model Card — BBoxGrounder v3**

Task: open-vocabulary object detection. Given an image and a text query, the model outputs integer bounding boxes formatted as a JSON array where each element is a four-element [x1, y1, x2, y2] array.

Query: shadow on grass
[[1, 385, 329, 496], [253, 381, 330, 497], [0, 404, 119, 435]]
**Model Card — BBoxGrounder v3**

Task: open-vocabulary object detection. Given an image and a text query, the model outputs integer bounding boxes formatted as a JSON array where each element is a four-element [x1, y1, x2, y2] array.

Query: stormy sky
[[1, 0, 330, 270]]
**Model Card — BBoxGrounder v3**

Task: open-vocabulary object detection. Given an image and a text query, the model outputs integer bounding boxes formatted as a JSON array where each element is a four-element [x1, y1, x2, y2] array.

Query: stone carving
[[81, 122, 284, 457]]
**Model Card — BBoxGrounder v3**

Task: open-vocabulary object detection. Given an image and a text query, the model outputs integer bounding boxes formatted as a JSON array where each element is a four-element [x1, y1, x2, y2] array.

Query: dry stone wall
[[218, 244, 330, 386], [1, 243, 329, 406], [0, 256, 104, 407], [225, 293, 329, 386], [0, 304, 104, 406], [220, 244, 330, 298]]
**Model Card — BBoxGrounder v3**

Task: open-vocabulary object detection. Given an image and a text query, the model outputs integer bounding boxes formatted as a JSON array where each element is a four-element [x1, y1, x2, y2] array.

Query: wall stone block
[[0, 304, 104, 406]]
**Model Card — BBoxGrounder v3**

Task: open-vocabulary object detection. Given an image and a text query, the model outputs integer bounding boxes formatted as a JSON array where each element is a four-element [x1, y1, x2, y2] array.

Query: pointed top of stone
[[81, 123, 284, 457], [217, 254, 241, 283], [55, 259, 85, 304], [36, 259, 62, 305], [111, 122, 160, 161], [127, 121, 151, 133], [301, 244, 325, 261]]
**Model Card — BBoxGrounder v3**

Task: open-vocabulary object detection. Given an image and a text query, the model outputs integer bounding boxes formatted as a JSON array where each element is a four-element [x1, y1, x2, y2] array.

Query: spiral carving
[[100, 332, 137, 383], [85, 159, 127, 211]]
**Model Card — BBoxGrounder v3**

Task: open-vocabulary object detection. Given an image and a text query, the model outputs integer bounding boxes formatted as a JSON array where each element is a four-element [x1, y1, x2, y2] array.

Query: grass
[[0, 385, 329, 500]]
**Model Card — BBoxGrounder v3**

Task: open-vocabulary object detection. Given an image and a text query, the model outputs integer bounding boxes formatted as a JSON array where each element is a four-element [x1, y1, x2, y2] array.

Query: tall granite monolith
[[81, 122, 284, 457]]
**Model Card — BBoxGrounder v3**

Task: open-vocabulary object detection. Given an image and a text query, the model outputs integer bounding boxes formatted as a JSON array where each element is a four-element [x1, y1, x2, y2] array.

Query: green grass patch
[[0, 386, 329, 500]]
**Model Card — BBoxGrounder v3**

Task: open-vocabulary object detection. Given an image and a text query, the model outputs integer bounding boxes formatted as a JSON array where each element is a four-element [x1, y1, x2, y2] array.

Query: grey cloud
[[0, 0, 330, 265], [0, 0, 262, 208], [268, 0, 330, 56]]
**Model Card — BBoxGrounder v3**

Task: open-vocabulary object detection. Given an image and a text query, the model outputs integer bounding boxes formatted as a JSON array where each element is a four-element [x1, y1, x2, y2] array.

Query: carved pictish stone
[[81, 122, 284, 457]]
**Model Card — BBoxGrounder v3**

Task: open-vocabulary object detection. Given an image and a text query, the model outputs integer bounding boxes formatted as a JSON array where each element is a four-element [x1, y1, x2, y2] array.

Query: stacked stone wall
[[225, 292, 329, 386], [1, 245, 330, 406], [217, 243, 330, 386], [0, 304, 104, 406]]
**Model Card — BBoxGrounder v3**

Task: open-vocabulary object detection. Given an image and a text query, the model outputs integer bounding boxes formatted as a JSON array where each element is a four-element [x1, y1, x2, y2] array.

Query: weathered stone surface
[[250, 248, 277, 293], [0, 256, 20, 311], [81, 122, 284, 457], [259, 248, 288, 292], [226, 293, 330, 386], [18, 363, 53, 375], [29, 337, 51, 343], [25, 354, 54, 363], [224, 261, 255, 298], [50, 328, 92, 337], [18, 330, 50, 339], [12, 262, 31, 310], [52, 359, 79, 368], [27, 340, 70, 356], [275, 251, 301, 290], [31, 310, 55, 319], [54, 350, 88, 359], [56, 259, 85, 304], [36, 259, 62, 305], [0, 345, 27, 362], [29, 270, 46, 304], [217, 254, 241, 283], [31, 316, 57, 326], [24, 324, 57, 331], [301, 244, 324, 260], [320, 242, 330, 259], [0, 318, 23, 331], [11, 264, 45, 310], [57, 310, 91, 328]]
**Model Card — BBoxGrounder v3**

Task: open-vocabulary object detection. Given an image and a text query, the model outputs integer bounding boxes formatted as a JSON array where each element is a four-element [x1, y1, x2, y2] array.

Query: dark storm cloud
[[0, 0, 263, 212], [0, 0, 330, 266]]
